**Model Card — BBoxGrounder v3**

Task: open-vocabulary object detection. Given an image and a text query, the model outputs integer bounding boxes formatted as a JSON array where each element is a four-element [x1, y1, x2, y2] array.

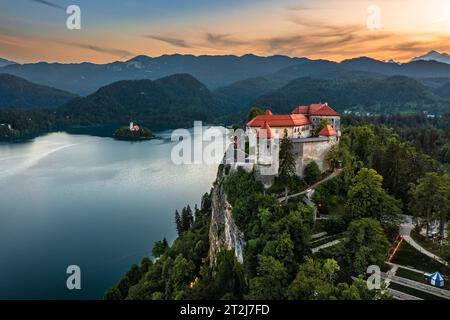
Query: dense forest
[[2, 71, 450, 140], [0, 74, 221, 140], [252, 76, 450, 115], [0, 73, 76, 109], [343, 113, 450, 168], [104, 120, 450, 300]]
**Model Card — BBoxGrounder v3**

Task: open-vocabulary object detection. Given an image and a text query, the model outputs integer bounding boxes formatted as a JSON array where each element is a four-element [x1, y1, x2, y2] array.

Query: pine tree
[[175, 210, 182, 235], [278, 130, 296, 203], [186, 205, 194, 228], [181, 205, 194, 232], [200, 192, 211, 214]]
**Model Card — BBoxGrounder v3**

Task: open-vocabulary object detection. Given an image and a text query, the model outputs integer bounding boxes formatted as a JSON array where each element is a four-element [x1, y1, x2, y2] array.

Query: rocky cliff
[[208, 168, 245, 265]]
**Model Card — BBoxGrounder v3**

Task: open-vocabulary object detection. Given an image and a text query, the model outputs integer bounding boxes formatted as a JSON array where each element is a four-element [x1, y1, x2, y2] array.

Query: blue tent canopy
[[428, 272, 444, 287]]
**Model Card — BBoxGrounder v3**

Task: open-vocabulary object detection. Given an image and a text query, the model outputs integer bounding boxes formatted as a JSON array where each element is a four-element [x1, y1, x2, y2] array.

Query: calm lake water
[[0, 130, 220, 299]]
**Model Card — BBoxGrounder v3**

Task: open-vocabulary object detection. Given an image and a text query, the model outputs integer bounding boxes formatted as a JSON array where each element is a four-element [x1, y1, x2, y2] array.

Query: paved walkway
[[403, 235, 448, 266], [311, 232, 328, 239], [311, 239, 341, 253], [388, 288, 423, 300], [386, 262, 425, 275], [381, 272, 450, 299], [279, 169, 342, 202], [399, 215, 448, 266]]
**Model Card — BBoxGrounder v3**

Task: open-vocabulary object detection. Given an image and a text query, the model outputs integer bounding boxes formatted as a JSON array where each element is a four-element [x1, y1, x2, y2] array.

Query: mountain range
[[2, 53, 450, 97], [1, 51, 450, 139], [411, 50, 450, 65], [0, 54, 308, 95], [0, 74, 76, 109], [0, 58, 15, 68], [253, 76, 446, 114]]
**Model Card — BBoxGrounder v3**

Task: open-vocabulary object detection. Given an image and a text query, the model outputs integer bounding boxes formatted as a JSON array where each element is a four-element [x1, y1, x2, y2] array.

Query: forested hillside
[[343, 113, 450, 168], [104, 122, 450, 300], [60, 74, 219, 129], [0, 73, 76, 109], [253, 76, 449, 114], [0, 74, 222, 139]]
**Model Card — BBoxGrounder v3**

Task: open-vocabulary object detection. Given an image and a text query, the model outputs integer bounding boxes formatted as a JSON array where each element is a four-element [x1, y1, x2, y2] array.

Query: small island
[[114, 122, 154, 141]]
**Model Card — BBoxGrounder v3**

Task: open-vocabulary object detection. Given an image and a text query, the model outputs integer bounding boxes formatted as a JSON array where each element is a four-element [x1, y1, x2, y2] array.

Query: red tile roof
[[256, 121, 272, 139], [247, 114, 310, 127], [291, 103, 339, 116], [319, 124, 337, 136], [291, 105, 310, 114]]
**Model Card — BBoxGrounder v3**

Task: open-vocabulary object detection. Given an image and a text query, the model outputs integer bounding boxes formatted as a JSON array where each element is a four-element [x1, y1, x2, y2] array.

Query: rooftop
[[291, 103, 339, 117], [247, 112, 310, 127], [319, 124, 337, 136], [256, 121, 273, 139]]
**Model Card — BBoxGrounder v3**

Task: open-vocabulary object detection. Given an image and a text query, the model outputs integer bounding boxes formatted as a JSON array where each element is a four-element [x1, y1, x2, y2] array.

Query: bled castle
[[240, 102, 340, 185]]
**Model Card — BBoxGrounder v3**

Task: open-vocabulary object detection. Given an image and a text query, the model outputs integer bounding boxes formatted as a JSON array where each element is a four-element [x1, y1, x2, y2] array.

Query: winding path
[[399, 215, 448, 266], [278, 168, 343, 202]]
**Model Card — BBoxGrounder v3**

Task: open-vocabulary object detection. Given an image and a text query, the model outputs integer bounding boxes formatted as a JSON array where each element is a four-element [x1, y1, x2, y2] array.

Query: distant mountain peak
[[411, 50, 450, 65], [0, 58, 15, 67], [340, 56, 384, 64], [127, 55, 152, 63], [384, 59, 401, 65]]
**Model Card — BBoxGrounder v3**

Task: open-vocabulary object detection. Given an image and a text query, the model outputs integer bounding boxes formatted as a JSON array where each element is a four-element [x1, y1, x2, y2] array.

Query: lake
[[0, 130, 220, 299]]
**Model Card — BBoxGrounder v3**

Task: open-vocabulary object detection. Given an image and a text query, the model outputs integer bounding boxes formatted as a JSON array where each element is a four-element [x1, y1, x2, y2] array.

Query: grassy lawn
[[411, 230, 448, 258], [391, 242, 450, 277], [313, 219, 325, 234], [389, 282, 445, 300], [396, 267, 426, 283], [396, 267, 450, 290]]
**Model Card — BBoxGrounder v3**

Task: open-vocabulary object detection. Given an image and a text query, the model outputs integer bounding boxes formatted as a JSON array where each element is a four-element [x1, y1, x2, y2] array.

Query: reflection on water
[[0, 131, 220, 299]]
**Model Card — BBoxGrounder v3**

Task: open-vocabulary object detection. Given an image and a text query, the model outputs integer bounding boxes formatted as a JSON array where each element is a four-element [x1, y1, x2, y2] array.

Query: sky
[[1, 0, 450, 63]]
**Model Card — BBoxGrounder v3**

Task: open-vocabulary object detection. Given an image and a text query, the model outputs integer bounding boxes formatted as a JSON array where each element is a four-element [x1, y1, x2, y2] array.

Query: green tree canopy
[[346, 168, 402, 226], [247, 106, 266, 122], [278, 130, 296, 202], [103, 287, 122, 300], [344, 126, 376, 166], [409, 172, 450, 236], [152, 238, 169, 258], [246, 255, 288, 300], [343, 218, 390, 275], [303, 161, 322, 185]]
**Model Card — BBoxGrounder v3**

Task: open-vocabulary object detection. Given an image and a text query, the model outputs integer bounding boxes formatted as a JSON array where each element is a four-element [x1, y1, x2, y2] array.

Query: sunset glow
[[1, 0, 450, 63]]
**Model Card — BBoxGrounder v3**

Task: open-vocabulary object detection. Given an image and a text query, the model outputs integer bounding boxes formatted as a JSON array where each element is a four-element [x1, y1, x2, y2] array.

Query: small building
[[129, 122, 140, 131], [425, 272, 445, 288]]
